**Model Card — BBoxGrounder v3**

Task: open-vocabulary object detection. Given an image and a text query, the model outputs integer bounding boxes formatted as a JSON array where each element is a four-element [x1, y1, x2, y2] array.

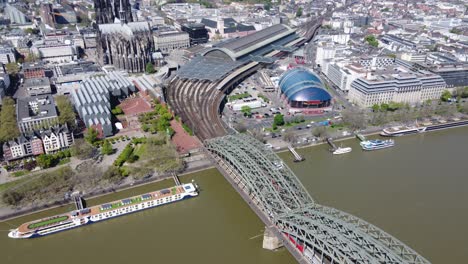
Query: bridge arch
[[205, 134, 430, 264]]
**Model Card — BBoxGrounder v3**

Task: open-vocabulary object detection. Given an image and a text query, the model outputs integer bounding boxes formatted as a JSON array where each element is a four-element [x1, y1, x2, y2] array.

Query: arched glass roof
[[279, 68, 331, 102]]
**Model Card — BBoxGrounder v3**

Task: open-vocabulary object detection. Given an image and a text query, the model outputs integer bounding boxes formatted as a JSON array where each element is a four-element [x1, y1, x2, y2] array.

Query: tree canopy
[[440, 90, 452, 102], [85, 127, 99, 144], [296, 7, 303, 17], [101, 140, 114, 155], [241, 105, 252, 116], [145, 62, 156, 74], [5, 63, 19, 75], [55, 95, 76, 129], [365, 35, 379, 47], [273, 114, 285, 126]]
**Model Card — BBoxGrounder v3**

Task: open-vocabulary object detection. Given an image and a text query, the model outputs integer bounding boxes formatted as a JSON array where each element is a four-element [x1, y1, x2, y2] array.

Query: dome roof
[[279, 68, 331, 102]]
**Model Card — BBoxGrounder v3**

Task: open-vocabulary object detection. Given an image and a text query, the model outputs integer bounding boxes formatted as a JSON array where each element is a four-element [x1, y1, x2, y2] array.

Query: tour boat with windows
[[360, 139, 395, 151], [8, 183, 198, 239]]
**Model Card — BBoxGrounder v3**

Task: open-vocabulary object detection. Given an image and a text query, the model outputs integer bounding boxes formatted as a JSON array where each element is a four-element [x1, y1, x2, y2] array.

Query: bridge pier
[[262, 227, 283, 250]]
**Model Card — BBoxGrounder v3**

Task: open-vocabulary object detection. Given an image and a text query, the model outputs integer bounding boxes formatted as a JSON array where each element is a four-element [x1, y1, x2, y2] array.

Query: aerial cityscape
[[0, 0, 467, 263]]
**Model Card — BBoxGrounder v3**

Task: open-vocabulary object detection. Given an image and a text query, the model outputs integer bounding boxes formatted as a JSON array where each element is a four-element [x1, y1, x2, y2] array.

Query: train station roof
[[176, 56, 243, 81], [202, 24, 297, 61]]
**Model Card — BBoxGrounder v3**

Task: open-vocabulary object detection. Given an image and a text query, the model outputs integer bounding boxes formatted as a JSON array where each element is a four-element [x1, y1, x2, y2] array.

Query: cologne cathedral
[[95, 0, 154, 73]]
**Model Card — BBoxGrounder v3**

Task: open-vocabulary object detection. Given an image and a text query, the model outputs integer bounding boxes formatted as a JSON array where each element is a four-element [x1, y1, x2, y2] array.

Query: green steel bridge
[[205, 134, 430, 264]]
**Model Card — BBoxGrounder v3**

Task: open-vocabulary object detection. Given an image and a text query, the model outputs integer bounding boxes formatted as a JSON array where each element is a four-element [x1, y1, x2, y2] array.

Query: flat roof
[[217, 24, 291, 53], [176, 56, 243, 81]]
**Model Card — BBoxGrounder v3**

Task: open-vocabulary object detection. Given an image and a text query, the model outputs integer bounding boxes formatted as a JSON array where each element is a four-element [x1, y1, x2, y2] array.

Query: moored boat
[[380, 125, 426, 137], [360, 139, 395, 151], [8, 183, 198, 239], [332, 147, 352, 155]]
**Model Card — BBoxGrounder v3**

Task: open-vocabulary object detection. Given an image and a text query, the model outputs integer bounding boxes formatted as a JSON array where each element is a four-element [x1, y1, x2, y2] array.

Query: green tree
[[364, 35, 379, 47], [296, 7, 303, 17], [111, 106, 123, 115], [146, 62, 156, 74], [241, 105, 252, 116], [101, 140, 114, 155], [440, 90, 452, 102], [380, 103, 389, 112], [55, 95, 76, 129], [273, 114, 285, 126], [0, 97, 20, 142], [84, 127, 99, 144], [371, 104, 380, 112], [36, 154, 54, 169], [5, 63, 19, 75]]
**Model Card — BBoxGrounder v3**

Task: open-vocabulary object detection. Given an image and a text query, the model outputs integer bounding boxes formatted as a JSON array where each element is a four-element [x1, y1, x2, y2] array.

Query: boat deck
[[17, 185, 190, 233]]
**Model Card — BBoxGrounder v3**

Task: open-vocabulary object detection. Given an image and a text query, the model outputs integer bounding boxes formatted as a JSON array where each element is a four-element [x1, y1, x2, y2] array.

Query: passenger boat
[[360, 139, 395, 151], [332, 147, 352, 155], [8, 183, 198, 239], [380, 125, 427, 137]]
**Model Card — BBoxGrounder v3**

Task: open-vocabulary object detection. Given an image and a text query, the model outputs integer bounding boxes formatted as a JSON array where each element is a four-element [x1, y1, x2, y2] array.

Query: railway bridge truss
[[205, 134, 430, 264]]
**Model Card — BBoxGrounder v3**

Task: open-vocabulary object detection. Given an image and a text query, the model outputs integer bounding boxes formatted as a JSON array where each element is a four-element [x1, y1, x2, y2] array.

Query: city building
[[153, 28, 190, 54], [5, 3, 30, 24], [23, 62, 46, 79], [97, 21, 154, 73], [40, 125, 74, 154], [71, 72, 136, 137], [2, 135, 42, 161], [349, 71, 447, 107], [52, 61, 101, 94], [0, 46, 16, 65], [325, 62, 366, 92], [32, 42, 77, 63], [201, 18, 256, 39], [16, 95, 59, 133], [133, 74, 163, 99], [23, 77, 52, 96], [2, 124, 74, 161], [400, 52, 427, 63], [181, 23, 209, 45], [278, 68, 332, 114], [415, 62, 468, 88]]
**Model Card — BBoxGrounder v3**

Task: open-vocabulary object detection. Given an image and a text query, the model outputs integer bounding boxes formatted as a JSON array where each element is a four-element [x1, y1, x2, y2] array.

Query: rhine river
[[1, 126, 467, 264]]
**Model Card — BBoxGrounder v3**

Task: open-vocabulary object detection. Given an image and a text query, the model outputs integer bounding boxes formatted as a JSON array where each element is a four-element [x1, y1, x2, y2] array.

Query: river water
[[279, 126, 468, 263], [1, 127, 467, 263]]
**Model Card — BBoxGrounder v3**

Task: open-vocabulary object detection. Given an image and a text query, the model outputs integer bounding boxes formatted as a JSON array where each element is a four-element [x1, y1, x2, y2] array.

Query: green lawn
[[58, 158, 71, 166], [12, 171, 29, 177], [0, 178, 28, 192], [28, 215, 69, 229], [229, 92, 250, 101]]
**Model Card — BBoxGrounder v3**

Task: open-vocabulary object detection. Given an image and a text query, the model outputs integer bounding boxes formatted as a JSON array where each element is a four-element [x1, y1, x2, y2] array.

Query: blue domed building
[[278, 68, 332, 110]]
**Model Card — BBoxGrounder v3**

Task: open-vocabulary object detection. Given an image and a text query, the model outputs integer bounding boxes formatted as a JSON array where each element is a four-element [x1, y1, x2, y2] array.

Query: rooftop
[[16, 95, 58, 121], [23, 77, 50, 87]]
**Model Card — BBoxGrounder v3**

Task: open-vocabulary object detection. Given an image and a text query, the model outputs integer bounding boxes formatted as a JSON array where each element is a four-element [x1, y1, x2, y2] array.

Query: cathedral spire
[[119, 0, 126, 25]]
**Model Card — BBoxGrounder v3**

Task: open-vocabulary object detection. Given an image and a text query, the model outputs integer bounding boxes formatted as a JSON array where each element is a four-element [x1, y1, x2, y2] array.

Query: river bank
[[0, 168, 295, 264], [0, 162, 214, 221]]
